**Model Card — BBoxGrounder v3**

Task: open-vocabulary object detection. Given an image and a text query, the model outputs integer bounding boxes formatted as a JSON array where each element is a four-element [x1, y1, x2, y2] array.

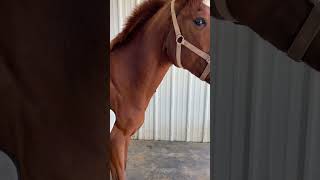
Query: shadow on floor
[[127, 140, 210, 180]]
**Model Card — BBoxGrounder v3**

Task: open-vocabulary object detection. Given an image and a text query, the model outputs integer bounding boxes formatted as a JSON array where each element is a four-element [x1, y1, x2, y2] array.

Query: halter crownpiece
[[214, 0, 237, 22], [288, 0, 320, 61], [214, 0, 320, 62], [170, 0, 211, 81]]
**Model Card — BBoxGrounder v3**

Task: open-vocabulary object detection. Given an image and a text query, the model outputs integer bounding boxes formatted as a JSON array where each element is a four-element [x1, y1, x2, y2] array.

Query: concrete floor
[[127, 140, 210, 180], [1, 141, 210, 180]]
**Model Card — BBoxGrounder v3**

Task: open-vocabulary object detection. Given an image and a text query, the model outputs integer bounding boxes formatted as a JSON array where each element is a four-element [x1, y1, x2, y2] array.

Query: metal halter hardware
[[214, 0, 320, 62], [170, 0, 210, 81]]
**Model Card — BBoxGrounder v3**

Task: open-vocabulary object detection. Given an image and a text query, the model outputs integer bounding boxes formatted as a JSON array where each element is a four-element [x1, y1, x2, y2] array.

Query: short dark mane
[[110, 0, 167, 51]]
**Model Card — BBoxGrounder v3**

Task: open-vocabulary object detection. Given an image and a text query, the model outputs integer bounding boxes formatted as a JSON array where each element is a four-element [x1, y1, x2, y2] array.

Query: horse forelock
[[186, 0, 204, 7], [110, 0, 167, 51]]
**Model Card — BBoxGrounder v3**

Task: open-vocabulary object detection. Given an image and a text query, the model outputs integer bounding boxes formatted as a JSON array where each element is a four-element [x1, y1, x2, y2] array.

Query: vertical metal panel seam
[[154, 92, 159, 140], [170, 68, 175, 141], [296, 69, 311, 180], [118, 0, 122, 31], [202, 85, 210, 142], [186, 73, 193, 142]]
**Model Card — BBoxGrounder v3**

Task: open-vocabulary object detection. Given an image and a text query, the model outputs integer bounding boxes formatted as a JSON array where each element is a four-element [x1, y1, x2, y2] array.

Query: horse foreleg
[[110, 109, 145, 179], [110, 124, 131, 180]]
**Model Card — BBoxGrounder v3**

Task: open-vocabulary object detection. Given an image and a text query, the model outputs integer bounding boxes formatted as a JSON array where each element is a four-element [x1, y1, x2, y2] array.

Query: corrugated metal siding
[[110, 0, 210, 142], [212, 19, 320, 180]]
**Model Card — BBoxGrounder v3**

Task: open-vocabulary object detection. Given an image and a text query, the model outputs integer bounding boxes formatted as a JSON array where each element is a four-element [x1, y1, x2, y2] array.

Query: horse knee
[[115, 112, 145, 136]]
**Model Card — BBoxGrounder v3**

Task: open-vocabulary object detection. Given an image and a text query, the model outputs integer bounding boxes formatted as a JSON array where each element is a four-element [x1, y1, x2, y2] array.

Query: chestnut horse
[[212, 0, 320, 71], [110, 0, 210, 179]]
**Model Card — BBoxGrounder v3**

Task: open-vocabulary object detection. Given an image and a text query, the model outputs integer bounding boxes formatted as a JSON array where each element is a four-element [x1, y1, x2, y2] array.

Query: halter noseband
[[214, 0, 320, 62], [170, 0, 210, 81]]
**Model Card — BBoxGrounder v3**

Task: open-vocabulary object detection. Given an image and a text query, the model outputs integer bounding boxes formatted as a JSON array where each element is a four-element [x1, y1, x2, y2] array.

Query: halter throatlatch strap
[[214, 0, 237, 22], [171, 0, 211, 81], [288, 1, 320, 61]]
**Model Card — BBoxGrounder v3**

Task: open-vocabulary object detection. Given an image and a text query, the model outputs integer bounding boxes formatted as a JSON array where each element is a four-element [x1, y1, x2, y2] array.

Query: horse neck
[[110, 12, 173, 108]]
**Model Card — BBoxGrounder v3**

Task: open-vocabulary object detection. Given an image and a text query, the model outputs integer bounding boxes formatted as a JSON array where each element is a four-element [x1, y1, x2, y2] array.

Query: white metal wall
[[110, 0, 210, 142]]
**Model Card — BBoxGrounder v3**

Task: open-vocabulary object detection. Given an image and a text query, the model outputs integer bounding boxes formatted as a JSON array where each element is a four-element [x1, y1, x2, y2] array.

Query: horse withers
[[110, 0, 210, 179]]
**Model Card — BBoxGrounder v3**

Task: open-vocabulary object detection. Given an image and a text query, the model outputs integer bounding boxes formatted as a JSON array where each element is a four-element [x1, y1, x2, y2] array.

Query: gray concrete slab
[[127, 140, 210, 180]]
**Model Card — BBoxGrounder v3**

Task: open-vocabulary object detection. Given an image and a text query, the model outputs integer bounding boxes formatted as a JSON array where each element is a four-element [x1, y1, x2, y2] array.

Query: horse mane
[[110, 0, 167, 51]]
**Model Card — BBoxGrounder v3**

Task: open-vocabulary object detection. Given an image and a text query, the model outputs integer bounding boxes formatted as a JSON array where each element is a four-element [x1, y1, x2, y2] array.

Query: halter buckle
[[176, 34, 184, 44]]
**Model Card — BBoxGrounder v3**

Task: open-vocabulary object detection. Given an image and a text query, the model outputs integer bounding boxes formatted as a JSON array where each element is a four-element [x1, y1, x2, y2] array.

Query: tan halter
[[170, 0, 210, 81], [288, 0, 320, 61], [214, 0, 237, 22], [214, 0, 320, 62]]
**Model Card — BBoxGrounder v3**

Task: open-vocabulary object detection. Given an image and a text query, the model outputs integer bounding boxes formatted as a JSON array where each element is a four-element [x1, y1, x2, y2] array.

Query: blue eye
[[194, 17, 206, 26]]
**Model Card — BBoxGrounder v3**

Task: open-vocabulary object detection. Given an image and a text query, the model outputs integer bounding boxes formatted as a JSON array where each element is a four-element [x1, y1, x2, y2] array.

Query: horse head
[[164, 0, 211, 84]]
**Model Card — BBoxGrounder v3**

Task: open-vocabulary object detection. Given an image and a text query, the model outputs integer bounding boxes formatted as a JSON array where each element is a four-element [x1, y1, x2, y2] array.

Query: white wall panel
[[110, 0, 210, 142]]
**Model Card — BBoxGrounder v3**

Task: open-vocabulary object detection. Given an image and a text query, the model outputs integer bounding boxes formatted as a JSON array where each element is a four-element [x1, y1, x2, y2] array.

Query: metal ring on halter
[[176, 34, 184, 44]]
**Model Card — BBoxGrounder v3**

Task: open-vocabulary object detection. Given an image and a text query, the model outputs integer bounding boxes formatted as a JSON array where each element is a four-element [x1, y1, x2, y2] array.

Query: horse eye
[[193, 17, 206, 26]]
